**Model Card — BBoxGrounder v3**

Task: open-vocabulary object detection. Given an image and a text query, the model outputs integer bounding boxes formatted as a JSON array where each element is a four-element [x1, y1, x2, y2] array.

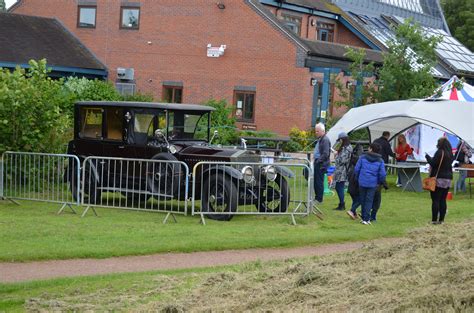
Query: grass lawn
[[1, 174, 473, 262], [1, 220, 472, 312]]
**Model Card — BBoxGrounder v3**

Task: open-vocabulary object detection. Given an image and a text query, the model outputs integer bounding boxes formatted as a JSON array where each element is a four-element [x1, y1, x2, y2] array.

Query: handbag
[[423, 151, 444, 192]]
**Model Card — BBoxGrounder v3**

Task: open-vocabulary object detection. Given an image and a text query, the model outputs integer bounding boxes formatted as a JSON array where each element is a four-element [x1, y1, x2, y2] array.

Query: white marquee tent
[[326, 99, 474, 153]]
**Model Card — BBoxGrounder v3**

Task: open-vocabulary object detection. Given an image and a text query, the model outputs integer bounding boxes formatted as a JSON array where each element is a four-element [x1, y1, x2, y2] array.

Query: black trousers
[[430, 187, 449, 222]]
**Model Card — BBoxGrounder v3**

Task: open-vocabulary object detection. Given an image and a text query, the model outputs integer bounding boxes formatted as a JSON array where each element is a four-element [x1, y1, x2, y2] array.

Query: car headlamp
[[241, 166, 254, 184], [263, 165, 277, 181], [168, 145, 178, 154]]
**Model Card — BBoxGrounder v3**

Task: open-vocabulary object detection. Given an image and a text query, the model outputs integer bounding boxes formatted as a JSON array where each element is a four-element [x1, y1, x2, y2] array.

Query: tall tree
[[441, 0, 474, 52], [0, 0, 6, 12], [334, 19, 441, 110], [375, 19, 442, 102]]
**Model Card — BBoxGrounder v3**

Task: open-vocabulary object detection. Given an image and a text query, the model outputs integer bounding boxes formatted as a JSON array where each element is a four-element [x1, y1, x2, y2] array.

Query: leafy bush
[[288, 127, 316, 152], [123, 93, 154, 102], [0, 60, 71, 153], [202, 99, 239, 145]]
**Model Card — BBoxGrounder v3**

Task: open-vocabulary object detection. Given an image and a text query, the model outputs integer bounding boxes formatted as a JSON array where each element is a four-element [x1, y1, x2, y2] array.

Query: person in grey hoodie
[[354, 143, 387, 225]]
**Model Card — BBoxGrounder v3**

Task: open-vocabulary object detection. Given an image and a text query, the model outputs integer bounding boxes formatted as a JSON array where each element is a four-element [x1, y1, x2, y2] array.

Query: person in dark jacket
[[425, 137, 454, 224], [313, 123, 331, 203], [373, 131, 395, 164], [354, 143, 387, 225], [454, 140, 472, 193]]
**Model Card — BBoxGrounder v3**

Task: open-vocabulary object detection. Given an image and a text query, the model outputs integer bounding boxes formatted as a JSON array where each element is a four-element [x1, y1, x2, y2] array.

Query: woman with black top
[[425, 137, 453, 224]]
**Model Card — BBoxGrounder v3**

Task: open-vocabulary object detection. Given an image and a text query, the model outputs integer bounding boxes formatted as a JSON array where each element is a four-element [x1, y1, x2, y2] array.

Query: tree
[[441, 0, 474, 52], [375, 19, 442, 102], [0, 0, 6, 12], [332, 20, 441, 114]]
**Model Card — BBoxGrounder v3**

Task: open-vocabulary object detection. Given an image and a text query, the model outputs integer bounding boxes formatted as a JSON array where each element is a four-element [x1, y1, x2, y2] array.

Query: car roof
[[75, 101, 216, 112]]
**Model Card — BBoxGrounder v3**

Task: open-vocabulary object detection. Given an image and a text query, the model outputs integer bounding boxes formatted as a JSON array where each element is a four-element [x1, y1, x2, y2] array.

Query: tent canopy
[[326, 99, 474, 148]]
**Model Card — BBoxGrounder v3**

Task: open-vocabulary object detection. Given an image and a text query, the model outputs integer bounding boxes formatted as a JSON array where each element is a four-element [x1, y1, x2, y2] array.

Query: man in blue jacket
[[313, 123, 331, 203], [354, 143, 387, 224]]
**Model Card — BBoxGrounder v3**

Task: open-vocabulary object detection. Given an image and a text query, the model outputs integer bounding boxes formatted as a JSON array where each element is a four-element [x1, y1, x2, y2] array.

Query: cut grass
[[0, 175, 473, 262], [1, 220, 472, 312]]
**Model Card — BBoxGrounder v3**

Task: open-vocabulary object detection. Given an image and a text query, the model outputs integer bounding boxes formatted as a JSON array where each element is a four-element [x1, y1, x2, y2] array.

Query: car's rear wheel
[[201, 174, 238, 221]]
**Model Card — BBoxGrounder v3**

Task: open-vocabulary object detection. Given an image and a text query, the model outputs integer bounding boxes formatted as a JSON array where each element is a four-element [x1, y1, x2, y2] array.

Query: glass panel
[[243, 93, 254, 121], [79, 7, 96, 27], [167, 112, 207, 140], [174, 88, 183, 103], [281, 14, 301, 35], [106, 108, 123, 140], [134, 114, 154, 133], [80, 108, 102, 138], [121, 8, 140, 29]]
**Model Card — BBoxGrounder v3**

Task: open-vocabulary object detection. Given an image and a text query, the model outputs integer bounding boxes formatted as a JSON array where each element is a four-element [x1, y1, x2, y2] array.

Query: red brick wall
[[13, 0, 315, 136], [337, 23, 370, 48]]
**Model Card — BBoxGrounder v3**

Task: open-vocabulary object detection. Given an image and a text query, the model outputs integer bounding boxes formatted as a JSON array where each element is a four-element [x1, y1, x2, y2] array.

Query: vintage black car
[[67, 101, 293, 221]]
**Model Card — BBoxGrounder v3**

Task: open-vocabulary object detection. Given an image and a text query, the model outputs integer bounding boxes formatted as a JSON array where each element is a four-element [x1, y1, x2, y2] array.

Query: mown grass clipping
[[17, 220, 473, 312]]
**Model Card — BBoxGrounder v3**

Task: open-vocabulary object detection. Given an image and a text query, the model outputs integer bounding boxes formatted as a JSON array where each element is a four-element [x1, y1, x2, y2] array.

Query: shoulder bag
[[422, 151, 444, 192]]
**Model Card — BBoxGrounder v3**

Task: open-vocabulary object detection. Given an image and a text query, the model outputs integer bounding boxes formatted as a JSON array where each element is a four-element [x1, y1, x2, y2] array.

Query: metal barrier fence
[[1, 151, 81, 213], [191, 161, 312, 224], [81, 156, 189, 222]]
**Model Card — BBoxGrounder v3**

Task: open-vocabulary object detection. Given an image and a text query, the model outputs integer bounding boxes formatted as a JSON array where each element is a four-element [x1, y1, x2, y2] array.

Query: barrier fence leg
[[57, 203, 77, 215], [81, 206, 98, 218], [4, 198, 20, 205], [311, 201, 324, 220], [290, 213, 297, 226], [163, 212, 177, 224]]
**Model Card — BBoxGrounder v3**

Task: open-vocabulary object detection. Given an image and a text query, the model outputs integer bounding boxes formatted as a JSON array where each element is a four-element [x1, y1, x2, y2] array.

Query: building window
[[77, 6, 96, 28], [163, 86, 183, 103], [281, 14, 301, 36], [120, 7, 140, 29], [115, 82, 136, 96], [234, 91, 255, 122], [317, 21, 334, 42]]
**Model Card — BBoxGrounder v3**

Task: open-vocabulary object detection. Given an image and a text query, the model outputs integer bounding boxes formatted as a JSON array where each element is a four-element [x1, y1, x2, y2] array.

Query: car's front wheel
[[257, 174, 290, 213], [201, 174, 238, 221]]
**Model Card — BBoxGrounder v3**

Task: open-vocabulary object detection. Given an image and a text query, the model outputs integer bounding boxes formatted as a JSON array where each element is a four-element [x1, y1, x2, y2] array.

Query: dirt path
[[0, 239, 395, 283]]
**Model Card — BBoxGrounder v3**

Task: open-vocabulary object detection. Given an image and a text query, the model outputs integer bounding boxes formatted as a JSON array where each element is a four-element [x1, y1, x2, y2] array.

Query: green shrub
[[0, 59, 72, 153], [288, 127, 316, 152], [202, 99, 239, 145]]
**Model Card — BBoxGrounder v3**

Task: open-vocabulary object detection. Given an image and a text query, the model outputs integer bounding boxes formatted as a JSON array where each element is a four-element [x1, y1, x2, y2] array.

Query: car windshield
[[168, 111, 209, 141]]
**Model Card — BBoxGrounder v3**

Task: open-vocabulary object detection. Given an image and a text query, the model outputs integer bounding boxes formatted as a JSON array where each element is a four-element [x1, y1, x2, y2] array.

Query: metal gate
[[80, 156, 189, 222], [192, 160, 312, 224], [1, 151, 81, 214]]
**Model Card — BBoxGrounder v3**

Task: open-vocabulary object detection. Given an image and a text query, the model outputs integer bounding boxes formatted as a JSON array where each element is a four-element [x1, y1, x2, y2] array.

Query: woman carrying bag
[[425, 137, 453, 224]]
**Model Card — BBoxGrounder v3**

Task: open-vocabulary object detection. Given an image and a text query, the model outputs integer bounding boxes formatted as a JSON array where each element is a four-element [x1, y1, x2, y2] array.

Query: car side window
[[80, 107, 103, 139], [105, 108, 123, 140]]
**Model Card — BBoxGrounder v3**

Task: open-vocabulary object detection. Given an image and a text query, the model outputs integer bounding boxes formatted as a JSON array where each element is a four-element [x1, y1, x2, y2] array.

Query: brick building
[[10, 0, 383, 135]]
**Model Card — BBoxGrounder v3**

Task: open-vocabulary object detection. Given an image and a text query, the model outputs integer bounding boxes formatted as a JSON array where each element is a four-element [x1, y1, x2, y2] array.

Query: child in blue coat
[[354, 143, 387, 225]]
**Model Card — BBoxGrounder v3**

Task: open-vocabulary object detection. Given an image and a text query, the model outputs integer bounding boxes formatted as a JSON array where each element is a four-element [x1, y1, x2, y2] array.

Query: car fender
[[274, 165, 295, 178], [202, 165, 243, 180]]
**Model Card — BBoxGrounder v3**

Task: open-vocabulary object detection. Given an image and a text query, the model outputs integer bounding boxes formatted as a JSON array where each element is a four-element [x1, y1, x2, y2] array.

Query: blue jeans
[[350, 194, 361, 214], [456, 169, 467, 192], [335, 181, 346, 204], [359, 186, 377, 222], [313, 162, 326, 202], [370, 190, 382, 221]]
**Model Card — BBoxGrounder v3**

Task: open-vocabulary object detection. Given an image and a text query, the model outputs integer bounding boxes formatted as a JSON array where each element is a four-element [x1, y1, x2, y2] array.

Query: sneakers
[[360, 220, 371, 225], [396, 183, 402, 187], [346, 210, 356, 220]]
